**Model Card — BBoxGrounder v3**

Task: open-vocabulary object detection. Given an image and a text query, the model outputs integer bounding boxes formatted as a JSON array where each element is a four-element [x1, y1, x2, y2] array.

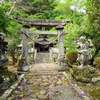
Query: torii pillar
[[56, 25, 67, 70], [17, 28, 29, 72]]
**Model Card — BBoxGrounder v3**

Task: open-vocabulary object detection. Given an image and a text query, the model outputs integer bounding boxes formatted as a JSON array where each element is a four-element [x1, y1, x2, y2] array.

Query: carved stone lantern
[[0, 34, 17, 94], [0, 34, 8, 67]]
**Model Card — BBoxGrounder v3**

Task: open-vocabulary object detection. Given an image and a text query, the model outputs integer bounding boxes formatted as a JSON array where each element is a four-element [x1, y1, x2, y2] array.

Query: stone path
[[35, 53, 52, 63], [7, 63, 82, 100]]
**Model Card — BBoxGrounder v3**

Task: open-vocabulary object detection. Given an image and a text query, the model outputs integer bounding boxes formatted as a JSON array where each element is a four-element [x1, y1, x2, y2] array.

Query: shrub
[[66, 50, 78, 65], [93, 57, 100, 70]]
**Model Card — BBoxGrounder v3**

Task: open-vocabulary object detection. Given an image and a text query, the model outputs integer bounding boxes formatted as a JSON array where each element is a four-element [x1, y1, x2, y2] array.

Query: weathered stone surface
[[14, 17, 69, 27], [40, 90, 46, 95], [37, 94, 48, 99], [72, 66, 99, 83], [92, 76, 100, 83], [57, 79, 62, 85], [82, 96, 91, 100], [7, 63, 82, 100], [24, 90, 33, 96]]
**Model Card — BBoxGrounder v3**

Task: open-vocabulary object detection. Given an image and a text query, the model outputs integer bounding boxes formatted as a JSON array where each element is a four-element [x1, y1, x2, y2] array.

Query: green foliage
[[86, 0, 100, 33], [6, 19, 22, 36], [61, 0, 100, 58], [0, 7, 10, 34], [0, 1, 22, 63], [54, 0, 86, 52], [89, 87, 100, 100], [54, 2, 73, 19], [66, 50, 77, 65], [2, 0, 100, 63], [7, 33, 22, 64], [85, 0, 100, 51], [0, 3, 22, 35], [15, 0, 59, 19], [64, 23, 79, 51], [72, 67, 98, 83], [93, 57, 100, 70], [1, 3, 11, 12]]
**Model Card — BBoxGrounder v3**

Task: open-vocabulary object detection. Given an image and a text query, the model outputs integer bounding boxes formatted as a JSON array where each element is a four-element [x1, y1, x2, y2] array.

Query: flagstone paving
[[7, 63, 82, 100]]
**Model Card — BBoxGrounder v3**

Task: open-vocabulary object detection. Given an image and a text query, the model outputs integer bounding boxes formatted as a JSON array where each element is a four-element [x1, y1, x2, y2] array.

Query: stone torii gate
[[16, 17, 69, 71]]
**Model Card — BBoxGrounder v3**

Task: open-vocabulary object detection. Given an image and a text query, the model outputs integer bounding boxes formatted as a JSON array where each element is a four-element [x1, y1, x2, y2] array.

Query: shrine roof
[[34, 37, 53, 45]]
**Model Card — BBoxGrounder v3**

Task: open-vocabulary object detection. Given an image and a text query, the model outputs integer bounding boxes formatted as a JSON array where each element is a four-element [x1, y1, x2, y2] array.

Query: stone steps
[[7, 63, 83, 100], [35, 53, 52, 63]]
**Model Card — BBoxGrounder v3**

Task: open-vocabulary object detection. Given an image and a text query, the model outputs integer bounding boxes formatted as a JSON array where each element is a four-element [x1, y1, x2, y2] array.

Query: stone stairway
[[7, 63, 82, 100], [35, 53, 52, 63]]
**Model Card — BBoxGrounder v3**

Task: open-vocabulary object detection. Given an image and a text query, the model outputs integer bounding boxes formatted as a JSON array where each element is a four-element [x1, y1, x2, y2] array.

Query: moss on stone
[[25, 75, 33, 79], [89, 67, 96, 74], [72, 67, 81, 75], [81, 77, 91, 83], [66, 50, 78, 65], [71, 66, 100, 83], [32, 87, 41, 94], [89, 87, 100, 100], [19, 91, 24, 98], [75, 75, 83, 81], [93, 57, 100, 70], [94, 81, 100, 86]]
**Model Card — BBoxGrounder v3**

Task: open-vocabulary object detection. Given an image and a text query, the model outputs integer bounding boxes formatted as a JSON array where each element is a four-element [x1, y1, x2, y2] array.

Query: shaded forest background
[[0, 0, 100, 64]]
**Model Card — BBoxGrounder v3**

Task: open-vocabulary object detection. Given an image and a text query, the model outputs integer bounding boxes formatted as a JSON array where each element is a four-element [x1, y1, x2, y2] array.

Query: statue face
[[81, 44, 86, 49], [80, 36, 86, 43]]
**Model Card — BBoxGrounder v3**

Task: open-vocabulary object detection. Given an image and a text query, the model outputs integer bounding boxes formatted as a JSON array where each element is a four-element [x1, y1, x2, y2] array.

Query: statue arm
[[87, 39, 93, 47]]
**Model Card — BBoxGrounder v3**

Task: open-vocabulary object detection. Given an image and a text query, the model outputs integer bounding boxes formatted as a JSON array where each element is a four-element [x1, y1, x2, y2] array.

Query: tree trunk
[[11, 53, 17, 64], [9, 49, 17, 64], [90, 46, 100, 65]]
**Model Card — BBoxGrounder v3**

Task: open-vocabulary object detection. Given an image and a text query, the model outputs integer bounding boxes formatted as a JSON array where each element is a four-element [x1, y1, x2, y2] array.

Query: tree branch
[[7, 0, 22, 15], [7, 1, 16, 15]]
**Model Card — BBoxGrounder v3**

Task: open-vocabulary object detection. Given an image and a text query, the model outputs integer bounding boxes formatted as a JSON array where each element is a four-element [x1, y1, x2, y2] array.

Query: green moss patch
[[32, 87, 41, 94], [89, 87, 100, 100]]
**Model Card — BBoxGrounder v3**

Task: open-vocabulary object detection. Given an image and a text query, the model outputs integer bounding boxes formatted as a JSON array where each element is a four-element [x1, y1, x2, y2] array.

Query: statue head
[[79, 36, 86, 43]]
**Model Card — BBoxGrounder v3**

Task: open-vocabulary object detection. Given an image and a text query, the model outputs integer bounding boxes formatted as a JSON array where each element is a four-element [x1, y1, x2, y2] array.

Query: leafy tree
[[54, 0, 100, 64], [8, 34, 22, 64], [0, 1, 22, 35], [14, 0, 59, 19], [0, 2, 22, 63], [6, 19, 22, 64], [54, 0, 85, 52], [0, 6, 11, 34], [85, 0, 100, 62]]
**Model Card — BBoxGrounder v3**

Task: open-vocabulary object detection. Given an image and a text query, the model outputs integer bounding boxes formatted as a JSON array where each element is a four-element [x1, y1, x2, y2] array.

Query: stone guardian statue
[[76, 36, 93, 69]]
